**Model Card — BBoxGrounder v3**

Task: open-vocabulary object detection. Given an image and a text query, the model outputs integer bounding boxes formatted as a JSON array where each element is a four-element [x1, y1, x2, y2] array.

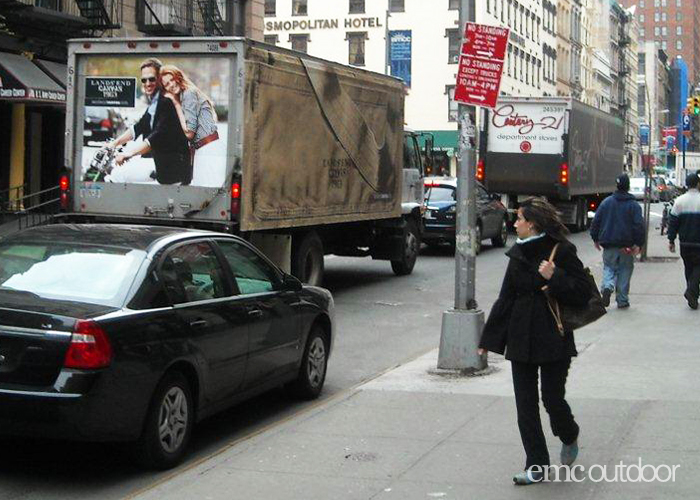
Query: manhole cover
[[344, 452, 377, 462]]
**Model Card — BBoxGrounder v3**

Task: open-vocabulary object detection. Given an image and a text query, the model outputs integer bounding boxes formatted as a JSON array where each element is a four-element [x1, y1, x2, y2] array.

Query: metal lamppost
[[437, 0, 486, 372]]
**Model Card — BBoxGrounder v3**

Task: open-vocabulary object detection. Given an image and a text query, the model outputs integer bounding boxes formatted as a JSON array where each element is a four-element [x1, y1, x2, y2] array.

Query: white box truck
[[57, 37, 426, 285]]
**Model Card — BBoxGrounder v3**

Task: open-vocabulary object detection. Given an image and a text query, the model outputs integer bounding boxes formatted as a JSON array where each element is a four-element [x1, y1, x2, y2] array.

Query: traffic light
[[694, 96, 700, 116]]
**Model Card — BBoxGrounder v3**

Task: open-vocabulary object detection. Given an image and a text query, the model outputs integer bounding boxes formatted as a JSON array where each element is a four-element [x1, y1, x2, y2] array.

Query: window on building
[[349, 0, 364, 14], [640, 0, 644, 6], [449, 0, 459, 10], [661, 40, 667, 49], [389, 0, 405, 12], [265, 0, 276, 16], [347, 32, 367, 66], [654, 12, 659, 22], [640, 27, 645, 38], [639, 14, 644, 22], [501, 0, 505, 22], [446, 86, 458, 122], [292, 0, 307, 16], [290, 34, 309, 52], [676, 0, 681, 6], [507, 44, 512, 76], [264, 34, 279, 45], [654, 0, 659, 6], [662, 26, 667, 36], [661, 0, 666, 6], [676, 26, 682, 35], [676, 12, 682, 21], [661, 12, 666, 21], [676, 40, 683, 50], [447, 29, 460, 63], [654, 26, 660, 36]]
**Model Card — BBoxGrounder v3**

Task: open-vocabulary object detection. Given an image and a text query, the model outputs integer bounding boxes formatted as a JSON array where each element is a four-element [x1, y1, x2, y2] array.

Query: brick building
[[620, 0, 700, 84]]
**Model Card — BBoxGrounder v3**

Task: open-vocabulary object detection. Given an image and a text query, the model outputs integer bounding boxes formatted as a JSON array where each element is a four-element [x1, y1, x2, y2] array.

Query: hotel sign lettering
[[265, 16, 384, 32]]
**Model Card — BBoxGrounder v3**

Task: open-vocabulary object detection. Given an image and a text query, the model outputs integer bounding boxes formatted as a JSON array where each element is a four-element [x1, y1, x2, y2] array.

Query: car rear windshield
[[0, 242, 146, 307], [630, 178, 646, 188], [425, 186, 455, 202]]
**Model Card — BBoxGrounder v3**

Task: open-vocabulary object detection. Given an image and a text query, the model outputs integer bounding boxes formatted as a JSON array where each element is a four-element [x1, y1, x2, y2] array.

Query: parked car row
[[629, 176, 682, 202]]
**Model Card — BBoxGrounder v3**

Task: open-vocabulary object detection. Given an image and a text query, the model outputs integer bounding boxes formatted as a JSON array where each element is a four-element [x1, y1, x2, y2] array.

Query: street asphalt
[[130, 214, 699, 500]]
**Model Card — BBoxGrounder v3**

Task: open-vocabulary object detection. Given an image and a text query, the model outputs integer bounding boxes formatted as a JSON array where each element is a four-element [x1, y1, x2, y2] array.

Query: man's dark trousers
[[511, 358, 580, 469], [680, 246, 700, 300]]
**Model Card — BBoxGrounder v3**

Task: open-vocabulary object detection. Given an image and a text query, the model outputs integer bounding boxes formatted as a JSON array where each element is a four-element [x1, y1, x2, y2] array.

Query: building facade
[[621, 0, 700, 85], [264, 0, 554, 170], [638, 41, 672, 169]]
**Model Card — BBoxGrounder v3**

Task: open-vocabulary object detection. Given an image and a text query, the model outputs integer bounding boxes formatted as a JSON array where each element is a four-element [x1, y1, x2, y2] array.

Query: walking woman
[[159, 65, 221, 187], [478, 197, 592, 485]]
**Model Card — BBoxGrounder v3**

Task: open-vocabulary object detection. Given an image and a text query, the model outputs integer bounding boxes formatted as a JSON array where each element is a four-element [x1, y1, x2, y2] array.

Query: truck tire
[[391, 219, 419, 276], [292, 231, 324, 287], [575, 198, 587, 232]]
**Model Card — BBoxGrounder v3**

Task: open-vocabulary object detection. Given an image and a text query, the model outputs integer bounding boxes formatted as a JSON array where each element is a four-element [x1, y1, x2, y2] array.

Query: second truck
[[479, 96, 625, 231]]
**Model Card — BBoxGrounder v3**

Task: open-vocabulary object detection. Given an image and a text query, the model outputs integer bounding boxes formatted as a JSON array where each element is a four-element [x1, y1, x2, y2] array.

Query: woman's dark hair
[[519, 197, 570, 241]]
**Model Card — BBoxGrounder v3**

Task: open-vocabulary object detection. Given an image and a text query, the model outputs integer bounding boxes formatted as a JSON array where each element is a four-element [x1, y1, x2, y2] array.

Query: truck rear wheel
[[391, 219, 419, 276], [292, 231, 324, 287]]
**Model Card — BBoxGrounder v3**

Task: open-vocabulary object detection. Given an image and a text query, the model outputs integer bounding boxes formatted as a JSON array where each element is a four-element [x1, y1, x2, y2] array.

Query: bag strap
[[548, 243, 560, 263]]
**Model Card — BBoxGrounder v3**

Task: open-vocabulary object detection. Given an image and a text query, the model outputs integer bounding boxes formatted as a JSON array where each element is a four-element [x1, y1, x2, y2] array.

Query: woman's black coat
[[479, 235, 592, 364]]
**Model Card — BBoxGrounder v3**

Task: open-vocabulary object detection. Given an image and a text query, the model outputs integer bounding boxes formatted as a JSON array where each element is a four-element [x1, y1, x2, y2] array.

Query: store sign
[[639, 124, 650, 146], [85, 77, 136, 107], [454, 23, 508, 108], [389, 30, 411, 87], [265, 17, 383, 32]]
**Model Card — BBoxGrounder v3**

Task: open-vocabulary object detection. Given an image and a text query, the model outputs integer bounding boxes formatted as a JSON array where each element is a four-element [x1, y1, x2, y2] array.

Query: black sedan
[[422, 177, 508, 254], [0, 224, 334, 469]]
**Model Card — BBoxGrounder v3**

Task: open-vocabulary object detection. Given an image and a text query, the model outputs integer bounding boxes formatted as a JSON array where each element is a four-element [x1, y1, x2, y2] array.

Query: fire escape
[[137, 0, 229, 36], [619, 12, 634, 169]]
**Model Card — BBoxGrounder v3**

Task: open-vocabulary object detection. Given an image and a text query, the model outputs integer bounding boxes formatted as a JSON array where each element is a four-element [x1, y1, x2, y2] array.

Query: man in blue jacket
[[590, 174, 645, 308], [668, 173, 700, 309]]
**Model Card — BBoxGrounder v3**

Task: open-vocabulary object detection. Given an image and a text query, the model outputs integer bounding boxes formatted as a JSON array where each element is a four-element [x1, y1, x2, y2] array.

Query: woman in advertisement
[[159, 65, 220, 187]]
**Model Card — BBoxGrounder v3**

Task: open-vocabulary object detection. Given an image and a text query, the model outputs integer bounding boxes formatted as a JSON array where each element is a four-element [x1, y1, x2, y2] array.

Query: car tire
[[491, 218, 508, 248], [474, 223, 482, 255], [134, 371, 194, 470], [290, 325, 329, 400], [292, 231, 324, 287], [391, 218, 419, 276]]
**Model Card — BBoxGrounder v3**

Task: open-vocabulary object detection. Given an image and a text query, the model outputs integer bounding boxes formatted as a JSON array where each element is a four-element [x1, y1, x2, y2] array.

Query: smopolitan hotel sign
[[265, 16, 384, 32]]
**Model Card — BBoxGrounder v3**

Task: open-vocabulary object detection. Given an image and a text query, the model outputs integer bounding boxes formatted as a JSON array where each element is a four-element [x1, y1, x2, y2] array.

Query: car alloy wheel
[[306, 336, 327, 390], [158, 386, 189, 454]]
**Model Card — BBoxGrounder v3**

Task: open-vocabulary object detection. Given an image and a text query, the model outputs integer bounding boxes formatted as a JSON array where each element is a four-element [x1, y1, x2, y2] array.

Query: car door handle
[[189, 319, 208, 329], [247, 308, 263, 317]]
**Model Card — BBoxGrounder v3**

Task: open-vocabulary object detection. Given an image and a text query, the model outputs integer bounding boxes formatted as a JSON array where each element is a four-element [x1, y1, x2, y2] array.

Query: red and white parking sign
[[454, 23, 509, 108]]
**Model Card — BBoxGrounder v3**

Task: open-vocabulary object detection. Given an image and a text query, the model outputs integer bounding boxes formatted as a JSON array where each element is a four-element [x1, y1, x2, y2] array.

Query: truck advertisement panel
[[486, 101, 567, 155], [79, 56, 230, 188]]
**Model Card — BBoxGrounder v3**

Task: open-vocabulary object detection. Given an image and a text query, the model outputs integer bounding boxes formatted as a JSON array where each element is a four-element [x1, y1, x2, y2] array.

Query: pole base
[[437, 308, 487, 371]]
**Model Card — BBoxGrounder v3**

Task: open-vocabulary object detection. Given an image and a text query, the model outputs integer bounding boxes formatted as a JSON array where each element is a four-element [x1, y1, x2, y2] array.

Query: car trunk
[[0, 295, 116, 387]]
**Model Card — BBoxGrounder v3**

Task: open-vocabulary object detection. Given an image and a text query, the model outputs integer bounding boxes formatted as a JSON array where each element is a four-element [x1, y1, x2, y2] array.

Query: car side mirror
[[281, 273, 303, 292]]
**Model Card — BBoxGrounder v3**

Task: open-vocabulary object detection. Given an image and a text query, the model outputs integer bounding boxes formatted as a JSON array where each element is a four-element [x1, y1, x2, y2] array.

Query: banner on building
[[639, 124, 650, 146], [389, 30, 411, 87]]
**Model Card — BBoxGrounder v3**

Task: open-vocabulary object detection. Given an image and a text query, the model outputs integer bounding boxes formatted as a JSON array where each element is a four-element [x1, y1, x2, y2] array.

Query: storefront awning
[[417, 130, 459, 156], [0, 53, 66, 104], [34, 59, 67, 89]]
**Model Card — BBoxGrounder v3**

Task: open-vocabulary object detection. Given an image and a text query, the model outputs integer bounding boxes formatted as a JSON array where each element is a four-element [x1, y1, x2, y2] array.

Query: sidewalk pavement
[[133, 224, 699, 500]]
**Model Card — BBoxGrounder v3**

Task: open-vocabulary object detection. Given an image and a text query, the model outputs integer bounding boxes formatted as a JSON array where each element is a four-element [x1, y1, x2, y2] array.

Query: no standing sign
[[454, 23, 509, 108]]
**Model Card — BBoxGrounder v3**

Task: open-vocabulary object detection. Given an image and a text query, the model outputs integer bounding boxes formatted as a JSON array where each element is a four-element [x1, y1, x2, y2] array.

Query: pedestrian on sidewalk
[[668, 173, 700, 310], [477, 198, 592, 486], [589, 174, 645, 309]]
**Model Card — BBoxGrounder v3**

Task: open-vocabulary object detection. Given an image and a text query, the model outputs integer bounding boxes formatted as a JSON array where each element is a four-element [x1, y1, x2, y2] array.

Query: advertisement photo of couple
[[80, 56, 229, 188]]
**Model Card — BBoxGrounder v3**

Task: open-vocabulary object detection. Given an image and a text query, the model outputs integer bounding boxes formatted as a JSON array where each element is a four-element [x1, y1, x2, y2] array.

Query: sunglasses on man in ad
[[141, 77, 157, 83]]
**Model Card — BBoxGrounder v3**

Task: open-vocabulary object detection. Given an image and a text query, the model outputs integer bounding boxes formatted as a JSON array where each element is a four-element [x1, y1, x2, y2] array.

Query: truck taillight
[[231, 182, 241, 216], [559, 163, 569, 185], [63, 320, 112, 369], [476, 158, 485, 182], [59, 174, 70, 210]]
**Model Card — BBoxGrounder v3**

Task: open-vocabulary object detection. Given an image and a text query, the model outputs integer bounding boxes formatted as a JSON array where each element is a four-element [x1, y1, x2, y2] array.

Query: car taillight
[[476, 158, 485, 182], [59, 174, 70, 210], [100, 118, 112, 129], [559, 162, 569, 185], [64, 320, 112, 369], [589, 201, 597, 210], [231, 181, 241, 216]]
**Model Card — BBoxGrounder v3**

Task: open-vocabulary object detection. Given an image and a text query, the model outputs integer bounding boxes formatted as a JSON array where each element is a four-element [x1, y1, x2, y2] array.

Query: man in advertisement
[[108, 58, 191, 185]]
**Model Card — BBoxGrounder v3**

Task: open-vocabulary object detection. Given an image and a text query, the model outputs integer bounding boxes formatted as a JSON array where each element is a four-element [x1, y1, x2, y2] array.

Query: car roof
[[4, 224, 233, 252]]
